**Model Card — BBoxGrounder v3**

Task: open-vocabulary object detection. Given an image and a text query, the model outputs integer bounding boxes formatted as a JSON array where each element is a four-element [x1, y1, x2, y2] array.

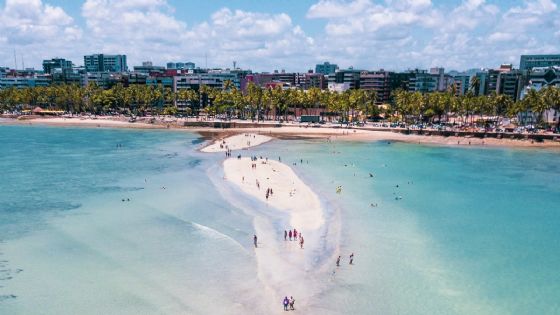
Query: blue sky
[[0, 0, 558, 72]]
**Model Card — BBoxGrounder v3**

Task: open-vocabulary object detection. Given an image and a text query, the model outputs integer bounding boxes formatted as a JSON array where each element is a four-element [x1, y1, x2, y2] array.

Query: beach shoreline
[[2, 116, 560, 149]]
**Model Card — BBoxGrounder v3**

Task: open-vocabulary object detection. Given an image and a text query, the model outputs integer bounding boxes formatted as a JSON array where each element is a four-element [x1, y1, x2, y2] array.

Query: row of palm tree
[[392, 85, 560, 128], [0, 83, 175, 116], [1, 81, 559, 128]]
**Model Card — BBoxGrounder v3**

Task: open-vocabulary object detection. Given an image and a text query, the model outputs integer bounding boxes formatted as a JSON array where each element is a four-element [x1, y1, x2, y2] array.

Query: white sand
[[220, 157, 331, 312], [223, 158, 323, 230], [21, 117, 160, 129], [201, 133, 273, 152]]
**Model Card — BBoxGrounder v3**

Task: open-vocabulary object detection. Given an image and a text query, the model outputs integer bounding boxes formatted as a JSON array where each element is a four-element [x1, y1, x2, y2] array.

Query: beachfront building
[[0, 76, 51, 89], [167, 62, 195, 70], [174, 72, 238, 92], [328, 68, 362, 89], [407, 69, 437, 93], [242, 71, 297, 91], [430, 67, 448, 91], [133, 61, 166, 75], [496, 69, 528, 101], [526, 66, 560, 89], [42, 58, 73, 74], [51, 68, 82, 85], [0, 67, 8, 78], [81, 72, 126, 89], [315, 62, 338, 75], [520, 54, 560, 70], [328, 82, 351, 92], [296, 72, 328, 90], [452, 75, 470, 96], [359, 71, 392, 104], [516, 67, 560, 125], [487, 69, 501, 94], [84, 54, 128, 73]]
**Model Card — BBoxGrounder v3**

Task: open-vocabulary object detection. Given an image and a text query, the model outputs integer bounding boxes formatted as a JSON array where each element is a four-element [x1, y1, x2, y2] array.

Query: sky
[[0, 0, 558, 72]]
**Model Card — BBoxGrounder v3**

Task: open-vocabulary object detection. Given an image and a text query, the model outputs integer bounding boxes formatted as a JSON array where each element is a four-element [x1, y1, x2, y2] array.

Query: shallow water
[[0, 125, 266, 314], [249, 139, 560, 315], [1, 125, 559, 314]]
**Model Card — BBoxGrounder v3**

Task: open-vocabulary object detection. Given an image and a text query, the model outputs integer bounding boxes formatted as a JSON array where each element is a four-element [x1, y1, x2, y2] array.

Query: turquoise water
[[250, 139, 560, 314], [1, 125, 559, 314]]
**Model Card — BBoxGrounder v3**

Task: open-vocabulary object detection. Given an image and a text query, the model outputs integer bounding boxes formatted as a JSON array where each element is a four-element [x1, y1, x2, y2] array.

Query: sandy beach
[[3, 116, 560, 149], [220, 156, 331, 313], [201, 133, 272, 152], [223, 157, 324, 230]]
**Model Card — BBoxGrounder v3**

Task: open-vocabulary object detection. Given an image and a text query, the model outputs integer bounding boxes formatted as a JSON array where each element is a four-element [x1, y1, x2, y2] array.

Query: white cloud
[[1, 0, 559, 72], [0, 0, 81, 68], [306, 0, 372, 18], [307, 0, 560, 70]]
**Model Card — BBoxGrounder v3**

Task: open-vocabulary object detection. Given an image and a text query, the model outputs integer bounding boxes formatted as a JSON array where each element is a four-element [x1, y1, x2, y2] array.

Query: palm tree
[[470, 76, 481, 97], [540, 86, 560, 129], [522, 88, 544, 126]]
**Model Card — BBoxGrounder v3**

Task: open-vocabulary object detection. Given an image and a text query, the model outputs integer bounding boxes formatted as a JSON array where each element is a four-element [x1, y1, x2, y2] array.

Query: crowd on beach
[[284, 228, 304, 248]]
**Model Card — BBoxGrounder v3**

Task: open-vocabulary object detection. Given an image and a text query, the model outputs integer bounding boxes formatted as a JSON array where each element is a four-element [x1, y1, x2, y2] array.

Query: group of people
[[250, 155, 262, 170], [265, 187, 273, 200], [284, 229, 304, 249], [336, 253, 355, 267], [282, 296, 295, 311]]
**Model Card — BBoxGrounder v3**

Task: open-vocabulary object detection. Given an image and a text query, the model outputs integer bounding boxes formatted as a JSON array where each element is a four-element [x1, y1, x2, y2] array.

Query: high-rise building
[[497, 70, 528, 101], [133, 61, 165, 74], [167, 62, 195, 70], [297, 73, 327, 90], [84, 54, 127, 72], [519, 54, 560, 70], [0, 76, 51, 89], [359, 71, 392, 104], [407, 70, 437, 93], [328, 68, 361, 89], [42, 58, 73, 74], [315, 62, 339, 75], [527, 67, 560, 90]]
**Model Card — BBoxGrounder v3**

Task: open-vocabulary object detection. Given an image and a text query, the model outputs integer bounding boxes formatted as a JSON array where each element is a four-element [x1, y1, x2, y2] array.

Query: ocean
[[0, 125, 559, 314]]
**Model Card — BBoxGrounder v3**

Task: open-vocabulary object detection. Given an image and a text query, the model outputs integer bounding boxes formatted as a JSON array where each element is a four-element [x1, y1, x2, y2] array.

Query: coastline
[[2, 116, 560, 149]]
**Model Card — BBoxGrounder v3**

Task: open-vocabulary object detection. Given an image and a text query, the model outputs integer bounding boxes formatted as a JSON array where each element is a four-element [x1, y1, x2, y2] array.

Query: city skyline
[[0, 0, 559, 72]]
